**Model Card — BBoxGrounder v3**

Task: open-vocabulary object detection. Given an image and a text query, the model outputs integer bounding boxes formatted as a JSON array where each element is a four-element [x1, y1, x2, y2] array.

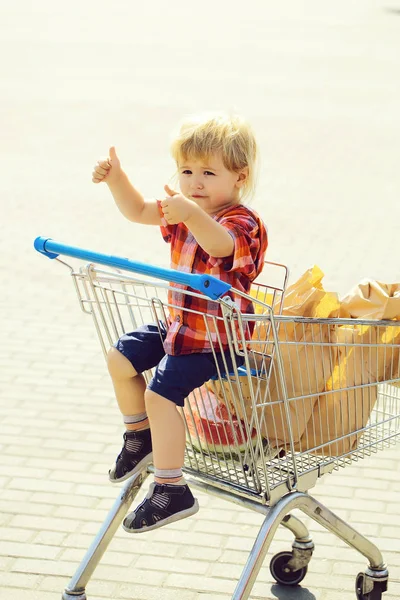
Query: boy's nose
[[192, 179, 204, 190]]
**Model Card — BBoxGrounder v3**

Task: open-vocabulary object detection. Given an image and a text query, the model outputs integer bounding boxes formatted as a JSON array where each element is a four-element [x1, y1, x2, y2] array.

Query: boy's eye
[[180, 169, 215, 176]]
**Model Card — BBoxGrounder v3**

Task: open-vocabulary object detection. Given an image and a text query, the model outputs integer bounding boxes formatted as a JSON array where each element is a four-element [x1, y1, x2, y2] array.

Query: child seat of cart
[[211, 365, 262, 379]]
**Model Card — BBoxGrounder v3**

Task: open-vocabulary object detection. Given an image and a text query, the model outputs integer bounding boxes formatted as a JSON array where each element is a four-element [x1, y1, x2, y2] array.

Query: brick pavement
[[1, 1, 400, 599]]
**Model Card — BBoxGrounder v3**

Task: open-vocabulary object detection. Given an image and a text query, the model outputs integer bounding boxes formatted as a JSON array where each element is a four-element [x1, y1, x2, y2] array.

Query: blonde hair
[[170, 112, 258, 201]]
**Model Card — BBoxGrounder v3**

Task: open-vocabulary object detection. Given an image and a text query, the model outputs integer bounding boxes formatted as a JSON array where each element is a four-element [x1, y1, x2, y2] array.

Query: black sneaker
[[122, 482, 199, 533], [109, 428, 153, 483]]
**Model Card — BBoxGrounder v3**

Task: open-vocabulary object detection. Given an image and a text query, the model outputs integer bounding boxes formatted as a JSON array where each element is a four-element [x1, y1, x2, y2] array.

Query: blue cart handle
[[34, 237, 231, 300]]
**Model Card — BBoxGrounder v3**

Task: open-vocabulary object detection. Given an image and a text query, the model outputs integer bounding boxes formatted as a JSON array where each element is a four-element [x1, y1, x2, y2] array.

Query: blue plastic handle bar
[[34, 237, 231, 300]]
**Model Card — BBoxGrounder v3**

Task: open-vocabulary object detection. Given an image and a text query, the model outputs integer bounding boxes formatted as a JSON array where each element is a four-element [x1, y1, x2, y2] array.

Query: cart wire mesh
[[67, 261, 400, 505]]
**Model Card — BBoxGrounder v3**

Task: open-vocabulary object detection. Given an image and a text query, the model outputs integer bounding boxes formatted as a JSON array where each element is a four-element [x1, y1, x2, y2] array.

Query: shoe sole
[[122, 499, 200, 534], [109, 452, 153, 483]]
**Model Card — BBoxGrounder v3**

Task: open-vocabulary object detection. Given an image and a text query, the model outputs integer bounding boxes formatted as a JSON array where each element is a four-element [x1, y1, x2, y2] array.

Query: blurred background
[[2, 0, 400, 293]]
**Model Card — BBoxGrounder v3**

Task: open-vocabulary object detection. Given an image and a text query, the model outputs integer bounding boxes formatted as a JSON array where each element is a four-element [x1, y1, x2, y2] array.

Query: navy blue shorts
[[114, 323, 244, 407]]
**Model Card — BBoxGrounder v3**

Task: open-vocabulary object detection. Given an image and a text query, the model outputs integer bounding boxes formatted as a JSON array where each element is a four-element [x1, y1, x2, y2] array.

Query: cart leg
[[301, 494, 389, 584], [62, 469, 150, 600], [281, 513, 314, 571], [184, 478, 316, 599], [232, 511, 279, 600], [231, 493, 313, 600], [281, 512, 312, 544], [231, 489, 390, 600]]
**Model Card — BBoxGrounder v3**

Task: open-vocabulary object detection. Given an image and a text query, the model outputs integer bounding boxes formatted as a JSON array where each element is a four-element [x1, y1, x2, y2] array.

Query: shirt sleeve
[[207, 209, 268, 280], [157, 200, 176, 243]]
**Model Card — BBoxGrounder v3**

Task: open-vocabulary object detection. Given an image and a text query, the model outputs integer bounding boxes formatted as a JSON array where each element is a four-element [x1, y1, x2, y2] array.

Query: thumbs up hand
[[161, 185, 196, 224], [92, 146, 122, 185]]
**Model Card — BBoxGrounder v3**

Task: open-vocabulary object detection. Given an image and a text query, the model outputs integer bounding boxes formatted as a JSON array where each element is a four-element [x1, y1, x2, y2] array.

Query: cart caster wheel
[[62, 592, 87, 600], [270, 551, 307, 586], [355, 572, 387, 600]]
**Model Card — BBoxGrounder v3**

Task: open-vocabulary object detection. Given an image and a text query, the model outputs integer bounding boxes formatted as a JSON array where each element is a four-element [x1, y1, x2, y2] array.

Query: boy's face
[[177, 153, 247, 215]]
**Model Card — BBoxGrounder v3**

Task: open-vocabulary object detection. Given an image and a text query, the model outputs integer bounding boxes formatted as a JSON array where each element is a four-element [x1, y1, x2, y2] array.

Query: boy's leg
[[122, 349, 244, 532], [145, 390, 186, 483], [106, 324, 166, 483], [123, 388, 199, 533], [123, 352, 222, 533], [107, 347, 148, 431], [106, 347, 153, 482]]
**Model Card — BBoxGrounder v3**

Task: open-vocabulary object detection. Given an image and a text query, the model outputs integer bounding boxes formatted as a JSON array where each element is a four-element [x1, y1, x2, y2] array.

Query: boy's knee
[[107, 347, 137, 379], [144, 389, 166, 412], [144, 389, 158, 406], [145, 390, 177, 416]]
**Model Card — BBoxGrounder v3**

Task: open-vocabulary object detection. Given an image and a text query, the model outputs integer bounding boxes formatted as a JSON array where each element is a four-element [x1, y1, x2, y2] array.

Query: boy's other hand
[[92, 146, 122, 185], [161, 185, 197, 224]]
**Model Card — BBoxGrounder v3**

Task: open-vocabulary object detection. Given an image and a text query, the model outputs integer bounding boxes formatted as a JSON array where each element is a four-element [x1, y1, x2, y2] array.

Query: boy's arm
[[92, 146, 161, 225], [161, 187, 234, 257], [184, 206, 234, 257], [107, 172, 161, 225]]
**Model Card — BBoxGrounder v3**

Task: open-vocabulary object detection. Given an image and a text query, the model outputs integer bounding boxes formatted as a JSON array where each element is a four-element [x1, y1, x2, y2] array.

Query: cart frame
[[34, 237, 400, 600]]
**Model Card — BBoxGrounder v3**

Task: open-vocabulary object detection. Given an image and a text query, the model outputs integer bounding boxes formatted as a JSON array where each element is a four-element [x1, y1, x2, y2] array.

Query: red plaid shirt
[[158, 202, 268, 355]]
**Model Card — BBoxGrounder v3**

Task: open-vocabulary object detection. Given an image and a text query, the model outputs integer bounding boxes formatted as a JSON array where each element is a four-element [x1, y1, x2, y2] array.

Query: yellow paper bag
[[214, 266, 339, 449], [220, 268, 399, 456], [212, 319, 336, 449], [340, 280, 400, 320], [296, 322, 400, 455], [280, 265, 340, 318]]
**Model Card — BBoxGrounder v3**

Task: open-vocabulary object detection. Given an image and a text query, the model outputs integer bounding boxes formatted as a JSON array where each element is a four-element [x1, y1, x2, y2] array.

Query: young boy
[[92, 112, 268, 532]]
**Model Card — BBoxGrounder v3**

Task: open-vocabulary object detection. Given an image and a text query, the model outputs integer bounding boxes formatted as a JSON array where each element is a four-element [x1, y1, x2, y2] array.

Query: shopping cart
[[34, 237, 400, 600]]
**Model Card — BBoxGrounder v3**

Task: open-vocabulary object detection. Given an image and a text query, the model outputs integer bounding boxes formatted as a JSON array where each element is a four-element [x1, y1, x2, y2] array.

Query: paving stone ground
[[1, 1, 399, 599]]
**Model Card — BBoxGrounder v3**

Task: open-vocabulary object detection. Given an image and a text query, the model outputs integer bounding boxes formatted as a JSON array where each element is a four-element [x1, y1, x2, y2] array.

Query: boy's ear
[[236, 167, 249, 188]]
